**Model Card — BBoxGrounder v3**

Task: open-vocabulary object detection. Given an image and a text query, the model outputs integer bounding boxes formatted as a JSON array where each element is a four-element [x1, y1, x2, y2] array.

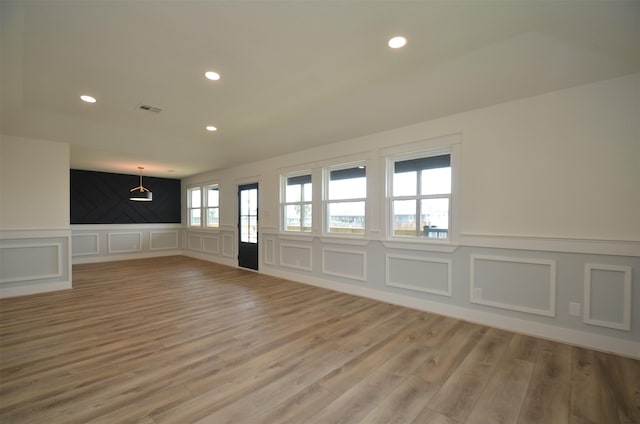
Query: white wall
[[1, 135, 70, 229], [182, 74, 640, 358], [459, 74, 640, 240], [0, 135, 72, 297]]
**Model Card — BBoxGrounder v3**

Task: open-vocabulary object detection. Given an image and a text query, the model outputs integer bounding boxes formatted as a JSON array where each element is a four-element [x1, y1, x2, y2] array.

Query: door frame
[[237, 182, 259, 270]]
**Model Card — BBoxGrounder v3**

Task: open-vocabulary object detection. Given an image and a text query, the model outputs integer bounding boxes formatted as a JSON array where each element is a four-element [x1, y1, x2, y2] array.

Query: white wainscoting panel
[[108, 232, 142, 254], [222, 234, 234, 258], [71, 225, 182, 264], [322, 247, 367, 281], [584, 263, 632, 331], [470, 254, 556, 317], [386, 254, 452, 296], [72, 233, 99, 256], [188, 234, 203, 251], [150, 231, 179, 251], [280, 243, 312, 271], [203, 236, 220, 254], [264, 238, 275, 266], [0, 243, 62, 284]]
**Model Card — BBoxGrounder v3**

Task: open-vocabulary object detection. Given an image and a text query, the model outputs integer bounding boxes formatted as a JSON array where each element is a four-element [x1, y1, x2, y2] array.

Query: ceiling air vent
[[137, 103, 163, 114]]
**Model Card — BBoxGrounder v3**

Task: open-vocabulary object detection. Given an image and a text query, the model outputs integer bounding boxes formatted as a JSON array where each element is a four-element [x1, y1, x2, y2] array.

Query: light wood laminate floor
[[1, 256, 638, 423]]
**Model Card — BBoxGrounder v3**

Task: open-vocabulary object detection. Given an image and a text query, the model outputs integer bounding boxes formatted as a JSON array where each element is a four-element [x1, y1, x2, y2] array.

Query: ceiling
[[2, 1, 639, 179]]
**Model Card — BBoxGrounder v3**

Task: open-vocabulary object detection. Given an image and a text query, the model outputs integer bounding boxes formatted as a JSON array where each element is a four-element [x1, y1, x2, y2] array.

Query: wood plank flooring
[[1, 256, 638, 423]]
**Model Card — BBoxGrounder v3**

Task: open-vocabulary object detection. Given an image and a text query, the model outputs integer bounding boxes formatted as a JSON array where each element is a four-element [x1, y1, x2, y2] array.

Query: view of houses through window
[[326, 166, 366, 234], [391, 154, 451, 239], [188, 184, 219, 228], [188, 187, 201, 227], [206, 185, 219, 227], [283, 174, 312, 232], [189, 150, 452, 240]]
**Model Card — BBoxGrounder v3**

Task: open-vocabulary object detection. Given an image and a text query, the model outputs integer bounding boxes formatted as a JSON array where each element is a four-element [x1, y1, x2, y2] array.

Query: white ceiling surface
[[1, 1, 639, 178]]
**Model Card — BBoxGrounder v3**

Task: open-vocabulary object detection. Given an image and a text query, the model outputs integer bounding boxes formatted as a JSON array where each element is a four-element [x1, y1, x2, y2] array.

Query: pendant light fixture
[[129, 167, 153, 201]]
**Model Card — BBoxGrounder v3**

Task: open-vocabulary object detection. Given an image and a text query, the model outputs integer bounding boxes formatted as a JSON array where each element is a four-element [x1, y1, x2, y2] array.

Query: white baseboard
[[182, 250, 236, 268], [71, 250, 182, 265], [0, 280, 72, 299], [262, 267, 640, 359]]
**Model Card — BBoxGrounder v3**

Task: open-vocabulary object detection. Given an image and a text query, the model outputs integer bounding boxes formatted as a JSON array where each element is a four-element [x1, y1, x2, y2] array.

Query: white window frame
[[323, 162, 367, 236], [387, 147, 453, 242], [205, 184, 220, 228], [281, 172, 313, 233], [187, 183, 220, 230], [187, 186, 202, 227]]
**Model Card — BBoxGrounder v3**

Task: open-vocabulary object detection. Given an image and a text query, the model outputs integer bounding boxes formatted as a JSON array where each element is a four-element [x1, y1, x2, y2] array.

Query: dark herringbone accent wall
[[70, 170, 181, 224]]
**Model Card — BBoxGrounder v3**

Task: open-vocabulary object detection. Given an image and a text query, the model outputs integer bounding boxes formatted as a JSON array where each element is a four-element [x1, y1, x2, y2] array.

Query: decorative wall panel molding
[[222, 234, 234, 258], [108, 232, 142, 254], [71, 225, 182, 264], [583, 263, 632, 331], [386, 254, 452, 296], [280, 243, 312, 271], [72, 233, 99, 256], [470, 254, 556, 317], [322, 247, 367, 281], [264, 238, 275, 265], [0, 243, 63, 284], [203, 236, 220, 254], [150, 231, 179, 250], [188, 234, 203, 251], [460, 233, 640, 257]]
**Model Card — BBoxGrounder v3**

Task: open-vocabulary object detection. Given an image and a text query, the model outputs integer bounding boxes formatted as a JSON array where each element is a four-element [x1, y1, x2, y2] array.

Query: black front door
[[238, 183, 258, 270]]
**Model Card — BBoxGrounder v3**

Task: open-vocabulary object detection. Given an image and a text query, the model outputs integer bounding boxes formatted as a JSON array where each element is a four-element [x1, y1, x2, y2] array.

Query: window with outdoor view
[[390, 153, 451, 239], [206, 185, 219, 227], [187, 187, 202, 227], [282, 174, 312, 232], [326, 165, 366, 235]]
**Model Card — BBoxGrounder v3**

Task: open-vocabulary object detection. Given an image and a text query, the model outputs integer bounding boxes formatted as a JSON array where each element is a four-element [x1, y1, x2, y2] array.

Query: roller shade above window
[[394, 155, 450, 173], [330, 167, 366, 181], [287, 174, 312, 185]]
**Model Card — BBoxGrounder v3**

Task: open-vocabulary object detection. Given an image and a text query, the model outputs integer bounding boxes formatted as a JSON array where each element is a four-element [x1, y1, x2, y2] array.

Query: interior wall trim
[[321, 247, 367, 281], [279, 243, 313, 272], [261, 266, 640, 360], [385, 253, 452, 297], [107, 232, 142, 254], [460, 233, 640, 257], [150, 231, 180, 251], [0, 242, 63, 284], [263, 237, 276, 265], [71, 233, 100, 256], [470, 254, 557, 318], [583, 263, 632, 331], [1, 229, 71, 239], [72, 250, 182, 265]]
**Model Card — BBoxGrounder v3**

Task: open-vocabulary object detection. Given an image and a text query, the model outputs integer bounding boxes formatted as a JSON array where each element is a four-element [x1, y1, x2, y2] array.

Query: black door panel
[[238, 183, 258, 270]]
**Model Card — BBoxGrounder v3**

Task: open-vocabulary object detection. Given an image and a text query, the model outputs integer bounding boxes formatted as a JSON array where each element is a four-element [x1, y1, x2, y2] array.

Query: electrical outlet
[[474, 288, 482, 299], [569, 302, 581, 316]]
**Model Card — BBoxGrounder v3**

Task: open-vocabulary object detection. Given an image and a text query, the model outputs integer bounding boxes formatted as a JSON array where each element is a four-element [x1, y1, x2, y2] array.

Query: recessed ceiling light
[[206, 126, 217, 132], [80, 95, 97, 103], [204, 71, 221, 81], [388, 36, 407, 49]]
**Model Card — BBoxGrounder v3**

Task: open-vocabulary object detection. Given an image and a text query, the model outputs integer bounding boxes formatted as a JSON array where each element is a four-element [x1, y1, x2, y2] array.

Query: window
[[187, 187, 202, 227], [282, 174, 312, 232], [206, 185, 219, 227], [390, 153, 451, 239], [188, 184, 219, 228], [326, 165, 366, 234]]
